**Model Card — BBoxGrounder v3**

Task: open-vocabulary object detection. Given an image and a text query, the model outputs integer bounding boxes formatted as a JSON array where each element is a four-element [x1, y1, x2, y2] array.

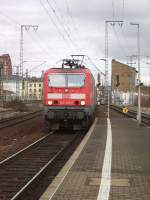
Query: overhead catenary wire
[[40, 0, 74, 52], [34, 31, 58, 57], [45, 0, 78, 52], [121, 0, 125, 21], [85, 55, 105, 76], [64, 0, 86, 53], [0, 4, 72, 63], [51, 0, 80, 51], [25, 31, 51, 57], [111, 25, 129, 59], [110, 0, 139, 63], [120, 26, 136, 56], [0, 9, 52, 63], [112, 0, 115, 20], [64, 0, 80, 36], [27, 61, 46, 73], [111, 0, 125, 22], [64, 0, 87, 54]]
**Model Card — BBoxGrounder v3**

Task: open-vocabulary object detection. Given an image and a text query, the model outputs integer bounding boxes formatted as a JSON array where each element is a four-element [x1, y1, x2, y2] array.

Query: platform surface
[[40, 106, 150, 200]]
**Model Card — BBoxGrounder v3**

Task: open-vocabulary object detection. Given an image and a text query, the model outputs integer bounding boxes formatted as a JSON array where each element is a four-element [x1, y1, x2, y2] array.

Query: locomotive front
[[43, 59, 96, 130]]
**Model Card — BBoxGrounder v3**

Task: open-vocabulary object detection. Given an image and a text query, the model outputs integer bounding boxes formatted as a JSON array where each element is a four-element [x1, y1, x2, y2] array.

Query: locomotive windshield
[[48, 74, 85, 87]]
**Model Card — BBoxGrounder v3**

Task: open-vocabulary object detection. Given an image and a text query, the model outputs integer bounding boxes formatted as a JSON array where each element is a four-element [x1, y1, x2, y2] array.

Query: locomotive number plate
[[62, 93, 70, 99]]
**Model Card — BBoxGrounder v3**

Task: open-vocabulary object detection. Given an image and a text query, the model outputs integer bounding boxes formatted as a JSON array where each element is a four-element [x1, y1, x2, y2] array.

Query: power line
[[28, 61, 46, 73], [112, 0, 115, 20], [121, 0, 125, 21], [65, 0, 84, 51], [111, 0, 125, 21], [0, 10, 51, 62], [85, 55, 105, 76], [111, 25, 129, 58], [0, 5, 69, 61], [25, 31, 51, 57], [51, 0, 78, 43], [64, 0, 87, 54], [0, 11, 20, 29], [40, 0, 74, 51], [46, 0, 78, 52]]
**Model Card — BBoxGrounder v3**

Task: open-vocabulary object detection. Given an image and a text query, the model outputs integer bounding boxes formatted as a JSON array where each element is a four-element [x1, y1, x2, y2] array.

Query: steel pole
[[19, 25, 38, 100], [137, 24, 141, 126], [130, 22, 141, 126], [105, 21, 109, 118], [105, 20, 123, 118], [20, 25, 23, 100]]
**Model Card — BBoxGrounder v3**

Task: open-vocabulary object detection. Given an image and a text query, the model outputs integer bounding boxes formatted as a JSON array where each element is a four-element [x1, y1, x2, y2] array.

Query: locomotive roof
[[44, 67, 92, 74]]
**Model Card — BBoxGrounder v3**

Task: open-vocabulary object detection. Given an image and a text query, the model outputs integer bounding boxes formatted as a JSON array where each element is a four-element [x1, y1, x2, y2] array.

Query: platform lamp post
[[130, 22, 141, 126]]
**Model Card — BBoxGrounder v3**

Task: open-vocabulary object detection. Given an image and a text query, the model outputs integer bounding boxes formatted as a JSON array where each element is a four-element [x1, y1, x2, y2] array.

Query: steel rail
[[10, 149, 62, 200], [0, 109, 13, 113], [0, 131, 81, 200], [110, 105, 150, 125], [0, 110, 42, 129], [0, 133, 52, 165], [0, 110, 42, 123]]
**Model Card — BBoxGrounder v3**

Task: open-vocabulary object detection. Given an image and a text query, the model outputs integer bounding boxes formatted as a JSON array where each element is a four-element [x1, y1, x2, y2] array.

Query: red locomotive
[[43, 56, 96, 130]]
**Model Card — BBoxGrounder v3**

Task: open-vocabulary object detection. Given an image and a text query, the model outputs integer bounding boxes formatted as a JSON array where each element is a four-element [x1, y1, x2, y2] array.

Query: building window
[[39, 89, 41, 92], [34, 89, 36, 93], [29, 84, 32, 87], [34, 83, 36, 87], [29, 89, 32, 92], [39, 84, 41, 87]]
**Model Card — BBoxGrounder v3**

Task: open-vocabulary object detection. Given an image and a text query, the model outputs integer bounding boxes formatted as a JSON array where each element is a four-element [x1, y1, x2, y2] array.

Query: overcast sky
[[0, 0, 150, 84]]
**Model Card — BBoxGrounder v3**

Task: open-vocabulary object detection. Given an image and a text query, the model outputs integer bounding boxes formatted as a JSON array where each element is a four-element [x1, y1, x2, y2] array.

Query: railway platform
[[39, 106, 150, 200]]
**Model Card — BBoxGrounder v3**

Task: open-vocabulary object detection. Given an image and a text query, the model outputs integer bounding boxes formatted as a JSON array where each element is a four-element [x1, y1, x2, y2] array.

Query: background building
[[23, 77, 43, 100], [0, 54, 13, 102], [111, 59, 137, 105], [0, 54, 12, 76], [1, 75, 43, 101], [111, 59, 150, 107], [2, 75, 22, 100]]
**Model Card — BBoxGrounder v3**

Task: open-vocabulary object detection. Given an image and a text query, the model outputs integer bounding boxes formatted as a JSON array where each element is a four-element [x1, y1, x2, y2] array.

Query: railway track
[[0, 109, 15, 120], [110, 105, 150, 125], [0, 131, 84, 200], [0, 109, 13, 114], [0, 110, 42, 129]]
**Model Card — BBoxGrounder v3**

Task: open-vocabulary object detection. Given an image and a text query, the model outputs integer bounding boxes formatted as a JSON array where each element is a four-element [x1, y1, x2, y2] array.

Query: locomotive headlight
[[81, 100, 85, 105], [48, 100, 53, 105]]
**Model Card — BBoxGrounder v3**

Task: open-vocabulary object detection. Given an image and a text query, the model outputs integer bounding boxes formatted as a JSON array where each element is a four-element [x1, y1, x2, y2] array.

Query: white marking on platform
[[39, 118, 97, 200], [97, 118, 112, 200]]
